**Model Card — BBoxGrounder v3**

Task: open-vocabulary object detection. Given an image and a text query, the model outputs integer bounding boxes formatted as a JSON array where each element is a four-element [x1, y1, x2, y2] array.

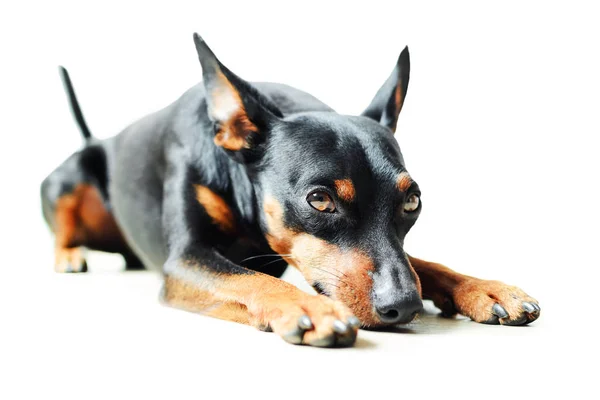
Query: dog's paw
[[257, 294, 359, 347], [447, 278, 540, 326], [54, 247, 88, 273]]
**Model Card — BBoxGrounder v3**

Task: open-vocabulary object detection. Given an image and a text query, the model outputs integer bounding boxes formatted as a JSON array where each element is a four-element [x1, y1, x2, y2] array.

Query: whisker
[[312, 269, 354, 289], [312, 266, 350, 284], [315, 265, 350, 279], [258, 258, 288, 269], [311, 266, 343, 279], [318, 280, 341, 290], [240, 254, 293, 263], [332, 268, 350, 279]]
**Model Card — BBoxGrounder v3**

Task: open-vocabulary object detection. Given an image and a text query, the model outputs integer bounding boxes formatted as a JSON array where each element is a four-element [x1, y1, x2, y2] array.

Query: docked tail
[[59, 66, 93, 141]]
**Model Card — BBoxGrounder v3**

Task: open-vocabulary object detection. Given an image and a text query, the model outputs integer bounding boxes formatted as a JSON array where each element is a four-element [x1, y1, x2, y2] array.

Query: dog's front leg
[[408, 256, 541, 325], [161, 249, 359, 347]]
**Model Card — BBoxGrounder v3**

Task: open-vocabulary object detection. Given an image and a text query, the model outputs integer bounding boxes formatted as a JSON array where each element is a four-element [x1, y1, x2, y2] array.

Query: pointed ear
[[361, 46, 410, 132], [193, 33, 282, 152]]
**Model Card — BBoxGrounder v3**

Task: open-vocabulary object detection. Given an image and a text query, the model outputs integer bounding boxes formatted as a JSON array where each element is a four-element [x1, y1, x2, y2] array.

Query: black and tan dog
[[41, 34, 540, 347]]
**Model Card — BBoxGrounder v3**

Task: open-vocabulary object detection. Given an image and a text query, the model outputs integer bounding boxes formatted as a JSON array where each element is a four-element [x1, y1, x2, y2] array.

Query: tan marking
[[397, 171, 413, 192], [195, 185, 236, 234], [394, 84, 402, 111], [163, 275, 250, 325], [263, 196, 381, 326], [162, 262, 357, 344], [406, 255, 422, 297], [332, 251, 377, 326], [409, 256, 539, 324], [53, 184, 126, 271], [210, 70, 258, 151], [77, 185, 124, 244], [390, 84, 403, 131], [54, 190, 81, 248], [334, 179, 356, 202]]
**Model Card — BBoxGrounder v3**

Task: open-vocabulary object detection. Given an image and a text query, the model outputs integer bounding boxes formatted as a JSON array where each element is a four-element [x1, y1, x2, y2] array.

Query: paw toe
[[272, 297, 358, 347]]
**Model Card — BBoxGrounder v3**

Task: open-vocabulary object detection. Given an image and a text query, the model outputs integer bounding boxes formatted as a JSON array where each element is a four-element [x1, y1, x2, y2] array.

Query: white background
[[1, 1, 599, 399]]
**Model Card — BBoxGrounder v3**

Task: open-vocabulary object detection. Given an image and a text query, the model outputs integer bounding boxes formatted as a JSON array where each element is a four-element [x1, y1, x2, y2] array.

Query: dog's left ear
[[193, 33, 283, 153], [361, 46, 410, 133]]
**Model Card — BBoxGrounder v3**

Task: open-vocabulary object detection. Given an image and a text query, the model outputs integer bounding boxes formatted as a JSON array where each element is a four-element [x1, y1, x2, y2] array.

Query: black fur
[[59, 66, 93, 141]]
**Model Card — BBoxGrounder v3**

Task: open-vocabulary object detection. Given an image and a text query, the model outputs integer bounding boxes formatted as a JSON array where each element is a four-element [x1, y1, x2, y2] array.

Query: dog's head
[[194, 34, 422, 327]]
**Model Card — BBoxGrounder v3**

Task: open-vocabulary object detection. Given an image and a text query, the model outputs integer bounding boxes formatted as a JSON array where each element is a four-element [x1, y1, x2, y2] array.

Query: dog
[[41, 33, 540, 347]]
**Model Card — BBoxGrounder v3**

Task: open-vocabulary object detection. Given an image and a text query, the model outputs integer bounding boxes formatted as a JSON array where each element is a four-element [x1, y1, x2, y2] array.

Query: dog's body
[[42, 35, 540, 347]]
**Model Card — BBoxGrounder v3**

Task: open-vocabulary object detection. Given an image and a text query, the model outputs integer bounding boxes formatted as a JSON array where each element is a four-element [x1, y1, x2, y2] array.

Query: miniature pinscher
[[41, 34, 540, 347]]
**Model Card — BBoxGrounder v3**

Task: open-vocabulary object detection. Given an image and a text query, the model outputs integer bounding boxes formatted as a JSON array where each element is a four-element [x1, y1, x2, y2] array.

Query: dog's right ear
[[193, 33, 283, 153]]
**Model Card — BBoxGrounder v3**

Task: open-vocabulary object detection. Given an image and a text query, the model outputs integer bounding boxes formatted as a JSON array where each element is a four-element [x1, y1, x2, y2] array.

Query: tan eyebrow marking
[[397, 172, 413, 192], [334, 179, 356, 202]]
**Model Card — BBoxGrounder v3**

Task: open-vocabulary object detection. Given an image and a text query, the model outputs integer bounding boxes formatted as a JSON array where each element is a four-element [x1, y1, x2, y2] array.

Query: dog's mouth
[[268, 239, 421, 327], [273, 246, 422, 327], [305, 263, 423, 327]]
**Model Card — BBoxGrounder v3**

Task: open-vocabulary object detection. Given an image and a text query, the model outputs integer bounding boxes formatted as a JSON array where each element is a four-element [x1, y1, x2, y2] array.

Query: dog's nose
[[375, 293, 423, 324]]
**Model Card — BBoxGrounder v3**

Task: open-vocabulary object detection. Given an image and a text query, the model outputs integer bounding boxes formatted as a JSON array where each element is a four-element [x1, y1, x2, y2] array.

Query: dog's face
[[259, 114, 422, 326], [194, 34, 421, 326]]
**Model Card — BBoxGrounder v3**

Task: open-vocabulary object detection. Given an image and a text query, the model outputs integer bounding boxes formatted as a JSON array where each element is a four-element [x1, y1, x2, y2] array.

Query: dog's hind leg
[[52, 186, 88, 273], [44, 178, 141, 272]]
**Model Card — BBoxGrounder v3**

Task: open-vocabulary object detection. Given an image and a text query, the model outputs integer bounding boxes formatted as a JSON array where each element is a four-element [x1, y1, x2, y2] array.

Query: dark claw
[[522, 302, 536, 313], [282, 327, 305, 345], [297, 315, 313, 330], [492, 303, 509, 319], [531, 303, 541, 312], [332, 320, 349, 334], [347, 316, 361, 328]]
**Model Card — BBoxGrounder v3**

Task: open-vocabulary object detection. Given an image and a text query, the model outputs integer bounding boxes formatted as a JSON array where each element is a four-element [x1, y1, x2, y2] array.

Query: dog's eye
[[307, 191, 336, 213], [403, 194, 420, 213]]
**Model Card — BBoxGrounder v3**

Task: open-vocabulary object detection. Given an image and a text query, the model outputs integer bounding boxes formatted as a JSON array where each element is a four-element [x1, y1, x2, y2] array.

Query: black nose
[[375, 294, 423, 324]]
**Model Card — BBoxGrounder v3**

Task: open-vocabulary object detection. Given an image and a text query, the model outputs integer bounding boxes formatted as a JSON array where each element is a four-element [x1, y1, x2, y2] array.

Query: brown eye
[[307, 191, 336, 213], [403, 193, 420, 213]]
